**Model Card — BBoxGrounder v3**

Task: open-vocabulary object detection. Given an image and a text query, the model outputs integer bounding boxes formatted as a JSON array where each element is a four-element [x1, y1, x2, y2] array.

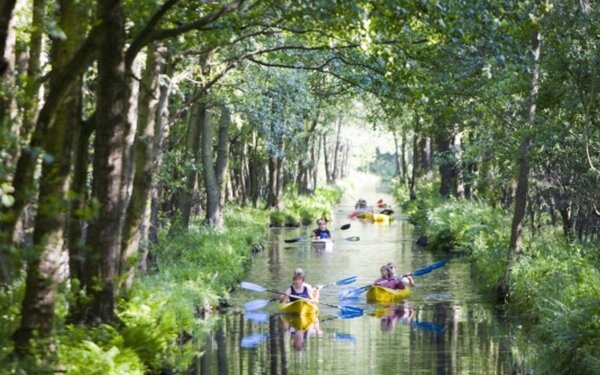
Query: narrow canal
[[193, 181, 533, 374]]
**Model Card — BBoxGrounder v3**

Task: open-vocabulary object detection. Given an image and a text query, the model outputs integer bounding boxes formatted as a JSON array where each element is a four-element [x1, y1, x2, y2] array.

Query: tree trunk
[[401, 129, 408, 188], [202, 105, 221, 227], [332, 117, 342, 182], [19, 0, 46, 144], [436, 124, 453, 198], [249, 129, 260, 207], [0, 11, 100, 254], [393, 131, 401, 179], [0, 0, 16, 76], [144, 53, 172, 271], [311, 133, 320, 192], [454, 130, 465, 199], [120, 43, 163, 288], [67, 116, 91, 287], [83, 0, 127, 324], [421, 136, 432, 177], [497, 26, 542, 303], [409, 123, 420, 200], [180, 100, 203, 229], [13, 0, 82, 354], [214, 107, 231, 215]]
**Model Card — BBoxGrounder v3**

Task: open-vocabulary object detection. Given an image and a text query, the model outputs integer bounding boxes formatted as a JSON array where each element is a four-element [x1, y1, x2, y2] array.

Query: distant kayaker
[[311, 218, 332, 240], [280, 268, 321, 303]]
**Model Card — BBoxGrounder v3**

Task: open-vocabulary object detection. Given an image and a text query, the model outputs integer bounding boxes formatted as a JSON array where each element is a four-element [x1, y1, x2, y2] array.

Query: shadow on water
[[190, 184, 535, 374]]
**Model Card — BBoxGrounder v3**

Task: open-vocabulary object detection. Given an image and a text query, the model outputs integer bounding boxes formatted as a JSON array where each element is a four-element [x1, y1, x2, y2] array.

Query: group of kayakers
[[273, 202, 411, 348], [348, 198, 394, 219], [280, 262, 414, 306]]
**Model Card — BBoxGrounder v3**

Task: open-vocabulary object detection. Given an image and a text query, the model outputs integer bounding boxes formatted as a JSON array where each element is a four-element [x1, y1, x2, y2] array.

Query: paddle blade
[[240, 333, 268, 348], [345, 236, 360, 242], [244, 299, 271, 311], [244, 310, 270, 323], [284, 237, 304, 243], [412, 259, 448, 276], [339, 305, 363, 316], [334, 275, 357, 286], [340, 223, 351, 230], [241, 281, 267, 292], [339, 285, 369, 300]]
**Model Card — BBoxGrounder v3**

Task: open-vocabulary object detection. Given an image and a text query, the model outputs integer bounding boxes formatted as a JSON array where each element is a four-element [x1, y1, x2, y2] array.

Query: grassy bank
[[1, 188, 342, 373], [394, 181, 600, 374]]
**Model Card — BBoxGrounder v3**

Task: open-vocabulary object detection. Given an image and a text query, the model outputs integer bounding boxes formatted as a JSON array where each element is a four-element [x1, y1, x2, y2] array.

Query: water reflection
[[370, 302, 416, 333], [193, 187, 534, 374]]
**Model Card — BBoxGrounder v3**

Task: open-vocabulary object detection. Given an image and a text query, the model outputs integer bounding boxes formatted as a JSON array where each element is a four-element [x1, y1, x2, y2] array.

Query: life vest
[[290, 284, 311, 301]]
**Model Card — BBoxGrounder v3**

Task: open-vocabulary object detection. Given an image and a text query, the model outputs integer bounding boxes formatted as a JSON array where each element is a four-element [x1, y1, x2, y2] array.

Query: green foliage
[[57, 325, 145, 375], [0, 279, 24, 367], [532, 266, 600, 374], [405, 179, 600, 374], [399, 180, 441, 228], [268, 186, 343, 227]]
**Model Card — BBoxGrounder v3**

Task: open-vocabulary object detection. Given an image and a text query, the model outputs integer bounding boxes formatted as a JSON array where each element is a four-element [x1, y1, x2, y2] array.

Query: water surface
[[194, 186, 531, 374]]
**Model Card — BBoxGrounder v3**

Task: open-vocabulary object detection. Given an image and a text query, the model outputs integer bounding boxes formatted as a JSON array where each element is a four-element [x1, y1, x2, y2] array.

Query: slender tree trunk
[[83, 0, 127, 324], [436, 124, 453, 198], [393, 131, 401, 179], [0, 0, 16, 76], [179, 99, 204, 229], [0, 0, 17, 172], [67, 117, 91, 286], [401, 129, 408, 188], [13, 0, 82, 354], [19, 0, 46, 144], [202, 105, 221, 227], [120, 53, 142, 223], [249, 130, 260, 207], [311, 133, 320, 192], [214, 106, 231, 217], [454, 130, 465, 199], [143, 53, 172, 271], [497, 25, 542, 302], [120, 43, 162, 288], [410, 124, 420, 200], [332, 117, 342, 182]]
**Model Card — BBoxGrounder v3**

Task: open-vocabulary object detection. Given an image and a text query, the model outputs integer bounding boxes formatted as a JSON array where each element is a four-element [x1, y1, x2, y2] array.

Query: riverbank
[[394, 182, 600, 374], [0, 188, 343, 373]]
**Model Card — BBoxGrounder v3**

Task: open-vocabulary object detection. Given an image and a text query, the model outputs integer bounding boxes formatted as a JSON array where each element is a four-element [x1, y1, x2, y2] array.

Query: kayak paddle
[[339, 259, 449, 299], [283, 223, 351, 243], [243, 275, 356, 311], [244, 298, 278, 311], [241, 281, 363, 315]]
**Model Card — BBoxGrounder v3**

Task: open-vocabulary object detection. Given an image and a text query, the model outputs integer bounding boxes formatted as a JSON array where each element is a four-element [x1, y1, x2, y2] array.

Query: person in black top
[[311, 218, 332, 240]]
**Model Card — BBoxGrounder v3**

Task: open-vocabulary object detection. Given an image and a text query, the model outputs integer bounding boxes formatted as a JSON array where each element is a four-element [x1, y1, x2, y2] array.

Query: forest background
[[0, 0, 598, 373]]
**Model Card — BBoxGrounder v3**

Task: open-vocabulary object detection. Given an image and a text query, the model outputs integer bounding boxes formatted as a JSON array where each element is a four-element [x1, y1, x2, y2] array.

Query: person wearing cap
[[280, 268, 321, 303], [311, 218, 332, 240]]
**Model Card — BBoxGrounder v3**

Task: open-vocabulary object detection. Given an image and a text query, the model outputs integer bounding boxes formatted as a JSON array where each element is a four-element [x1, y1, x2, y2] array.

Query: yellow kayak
[[366, 286, 411, 303], [372, 213, 391, 224], [356, 211, 373, 220], [279, 299, 319, 315], [280, 313, 318, 331]]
